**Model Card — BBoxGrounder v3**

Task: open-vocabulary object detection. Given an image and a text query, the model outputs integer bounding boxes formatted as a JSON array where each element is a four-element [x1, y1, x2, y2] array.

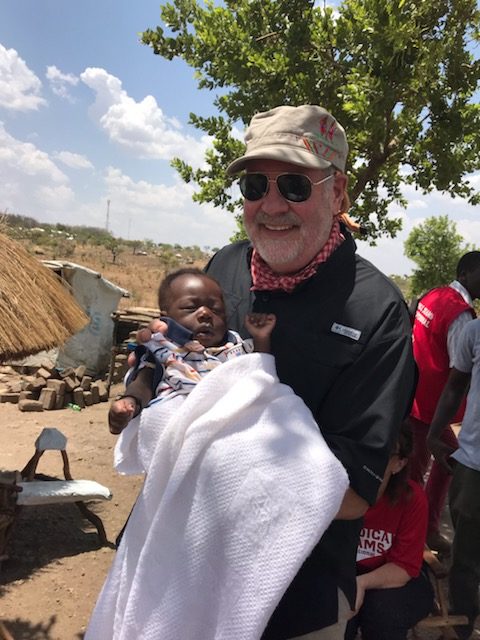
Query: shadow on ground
[[0, 501, 109, 591]]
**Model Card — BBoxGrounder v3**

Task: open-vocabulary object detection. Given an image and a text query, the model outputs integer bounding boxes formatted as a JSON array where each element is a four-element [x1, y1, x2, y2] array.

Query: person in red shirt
[[345, 423, 433, 640], [408, 252, 480, 552]]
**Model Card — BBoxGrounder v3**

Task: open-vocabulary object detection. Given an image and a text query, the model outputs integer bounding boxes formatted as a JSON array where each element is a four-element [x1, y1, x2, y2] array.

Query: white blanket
[[86, 353, 348, 640]]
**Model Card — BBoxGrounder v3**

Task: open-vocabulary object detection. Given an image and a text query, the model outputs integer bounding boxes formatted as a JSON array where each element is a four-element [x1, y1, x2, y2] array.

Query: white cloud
[[356, 180, 480, 277], [80, 67, 210, 165], [46, 65, 79, 101], [0, 122, 70, 216], [407, 199, 428, 210], [103, 167, 237, 247], [54, 150, 93, 170], [0, 122, 67, 182], [0, 44, 46, 111], [456, 219, 480, 248], [0, 122, 236, 247], [35, 184, 74, 209], [231, 124, 245, 142]]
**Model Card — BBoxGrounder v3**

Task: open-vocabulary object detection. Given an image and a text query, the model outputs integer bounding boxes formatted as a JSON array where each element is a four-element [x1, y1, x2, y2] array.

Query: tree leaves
[[142, 0, 480, 242], [404, 215, 473, 296]]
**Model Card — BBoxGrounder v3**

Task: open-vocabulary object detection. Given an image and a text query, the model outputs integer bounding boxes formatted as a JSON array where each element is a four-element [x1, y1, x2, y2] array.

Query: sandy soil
[[1, 385, 479, 640], [0, 383, 143, 640]]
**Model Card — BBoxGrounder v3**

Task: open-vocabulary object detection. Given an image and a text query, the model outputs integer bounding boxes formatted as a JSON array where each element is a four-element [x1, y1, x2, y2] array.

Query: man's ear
[[332, 172, 348, 211]]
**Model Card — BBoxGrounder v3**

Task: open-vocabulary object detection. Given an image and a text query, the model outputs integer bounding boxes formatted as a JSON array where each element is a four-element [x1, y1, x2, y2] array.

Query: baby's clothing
[[130, 317, 253, 400]]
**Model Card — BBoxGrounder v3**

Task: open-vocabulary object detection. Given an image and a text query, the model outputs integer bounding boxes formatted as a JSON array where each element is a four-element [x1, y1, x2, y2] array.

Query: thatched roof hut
[[0, 233, 88, 362]]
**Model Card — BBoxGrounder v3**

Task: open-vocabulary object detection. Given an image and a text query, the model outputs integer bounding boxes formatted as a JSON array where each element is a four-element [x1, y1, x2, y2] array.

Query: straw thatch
[[0, 232, 88, 361]]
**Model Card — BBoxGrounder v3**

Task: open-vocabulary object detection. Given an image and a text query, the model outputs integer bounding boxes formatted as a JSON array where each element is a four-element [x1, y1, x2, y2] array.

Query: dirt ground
[[1, 388, 479, 640], [0, 382, 143, 640]]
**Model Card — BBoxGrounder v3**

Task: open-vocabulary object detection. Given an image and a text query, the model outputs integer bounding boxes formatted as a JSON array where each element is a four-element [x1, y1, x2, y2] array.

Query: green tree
[[142, 0, 480, 241], [158, 248, 180, 272], [389, 274, 411, 300], [104, 237, 123, 264], [404, 215, 471, 297]]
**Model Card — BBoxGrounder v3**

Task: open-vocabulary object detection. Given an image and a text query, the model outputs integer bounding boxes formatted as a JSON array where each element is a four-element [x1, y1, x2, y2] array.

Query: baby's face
[[166, 274, 227, 347]]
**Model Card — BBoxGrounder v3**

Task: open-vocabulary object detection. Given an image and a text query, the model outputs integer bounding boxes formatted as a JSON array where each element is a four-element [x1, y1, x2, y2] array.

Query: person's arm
[[447, 311, 473, 366], [108, 367, 154, 434], [354, 563, 410, 612], [320, 292, 416, 511], [335, 487, 369, 520], [427, 368, 471, 473]]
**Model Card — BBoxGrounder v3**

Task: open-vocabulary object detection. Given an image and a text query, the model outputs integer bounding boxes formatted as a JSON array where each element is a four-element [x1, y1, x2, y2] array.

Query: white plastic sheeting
[[43, 261, 129, 376]]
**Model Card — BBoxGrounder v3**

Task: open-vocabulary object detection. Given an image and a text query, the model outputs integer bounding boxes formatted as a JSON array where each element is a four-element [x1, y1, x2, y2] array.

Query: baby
[[109, 268, 275, 434]]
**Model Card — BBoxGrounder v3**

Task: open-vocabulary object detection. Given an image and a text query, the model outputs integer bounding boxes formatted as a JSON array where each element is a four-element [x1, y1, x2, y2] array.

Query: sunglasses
[[239, 172, 334, 203]]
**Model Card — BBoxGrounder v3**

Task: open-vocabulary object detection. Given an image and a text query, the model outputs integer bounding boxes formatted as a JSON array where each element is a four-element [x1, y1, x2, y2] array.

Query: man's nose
[[260, 179, 290, 215]]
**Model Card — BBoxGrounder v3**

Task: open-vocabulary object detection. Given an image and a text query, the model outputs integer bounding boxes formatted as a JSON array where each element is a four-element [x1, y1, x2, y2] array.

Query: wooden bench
[[413, 547, 469, 639], [0, 427, 111, 561]]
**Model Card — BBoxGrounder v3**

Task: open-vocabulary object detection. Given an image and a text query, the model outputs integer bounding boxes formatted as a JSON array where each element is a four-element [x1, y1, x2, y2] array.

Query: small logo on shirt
[[331, 322, 361, 341]]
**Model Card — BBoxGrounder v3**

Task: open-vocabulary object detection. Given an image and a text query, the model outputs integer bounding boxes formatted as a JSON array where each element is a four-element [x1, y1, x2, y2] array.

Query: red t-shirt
[[356, 480, 427, 578]]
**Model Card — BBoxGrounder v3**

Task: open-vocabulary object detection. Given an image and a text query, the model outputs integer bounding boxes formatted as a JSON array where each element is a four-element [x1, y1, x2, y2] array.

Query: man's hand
[[427, 435, 456, 474]]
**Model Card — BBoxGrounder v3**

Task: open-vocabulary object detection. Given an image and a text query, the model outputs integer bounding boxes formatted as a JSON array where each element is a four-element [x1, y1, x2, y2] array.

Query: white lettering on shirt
[[331, 322, 361, 341], [415, 301, 434, 328], [356, 527, 394, 562]]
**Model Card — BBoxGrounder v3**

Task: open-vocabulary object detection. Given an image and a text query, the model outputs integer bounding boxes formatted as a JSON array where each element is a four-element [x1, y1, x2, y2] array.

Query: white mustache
[[255, 212, 301, 226]]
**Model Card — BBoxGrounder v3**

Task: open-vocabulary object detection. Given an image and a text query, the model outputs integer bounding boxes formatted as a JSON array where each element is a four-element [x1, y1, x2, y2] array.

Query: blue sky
[[1, 1, 480, 274]]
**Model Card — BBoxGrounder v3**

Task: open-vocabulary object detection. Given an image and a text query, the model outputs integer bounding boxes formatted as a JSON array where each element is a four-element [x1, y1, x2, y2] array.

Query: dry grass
[[30, 243, 209, 310], [0, 233, 88, 361]]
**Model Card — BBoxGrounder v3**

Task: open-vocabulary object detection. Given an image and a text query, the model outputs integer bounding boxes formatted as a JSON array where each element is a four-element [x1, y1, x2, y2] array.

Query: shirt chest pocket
[[310, 330, 364, 370]]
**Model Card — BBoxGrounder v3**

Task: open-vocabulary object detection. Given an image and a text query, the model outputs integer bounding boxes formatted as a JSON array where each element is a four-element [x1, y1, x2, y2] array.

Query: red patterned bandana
[[251, 220, 344, 293]]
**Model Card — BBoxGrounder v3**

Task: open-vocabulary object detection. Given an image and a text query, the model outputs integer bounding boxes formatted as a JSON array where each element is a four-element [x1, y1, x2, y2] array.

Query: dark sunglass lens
[[277, 174, 311, 202], [239, 174, 268, 201]]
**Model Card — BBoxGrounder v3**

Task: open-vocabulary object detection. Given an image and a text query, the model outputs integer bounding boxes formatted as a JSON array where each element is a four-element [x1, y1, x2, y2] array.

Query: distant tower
[[106, 199, 110, 232]]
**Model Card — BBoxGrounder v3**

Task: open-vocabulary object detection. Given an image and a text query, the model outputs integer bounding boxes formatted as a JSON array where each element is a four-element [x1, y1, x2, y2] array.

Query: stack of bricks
[[110, 352, 130, 385], [0, 361, 109, 412]]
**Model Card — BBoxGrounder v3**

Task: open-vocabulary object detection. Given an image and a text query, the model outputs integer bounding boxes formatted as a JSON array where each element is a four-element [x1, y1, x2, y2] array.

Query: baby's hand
[[184, 340, 205, 353], [108, 396, 138, 434], [137, 319, 168, 344], [245, 312, 276, 337]]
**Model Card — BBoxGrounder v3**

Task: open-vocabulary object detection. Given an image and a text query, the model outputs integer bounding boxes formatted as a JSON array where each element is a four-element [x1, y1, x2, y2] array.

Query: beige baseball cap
[[227, 105, 348, 175]]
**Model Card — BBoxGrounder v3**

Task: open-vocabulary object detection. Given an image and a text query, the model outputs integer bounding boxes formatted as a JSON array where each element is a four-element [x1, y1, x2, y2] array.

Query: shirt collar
[[449, 280, 473, 306]]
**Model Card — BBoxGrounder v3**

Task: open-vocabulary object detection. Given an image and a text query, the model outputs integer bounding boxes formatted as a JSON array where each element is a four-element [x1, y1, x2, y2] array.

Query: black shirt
[[206, 233, 415, 637]]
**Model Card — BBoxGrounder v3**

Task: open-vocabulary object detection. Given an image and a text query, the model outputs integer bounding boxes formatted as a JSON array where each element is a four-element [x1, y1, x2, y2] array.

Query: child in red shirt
[[345, 423, 434, 640]]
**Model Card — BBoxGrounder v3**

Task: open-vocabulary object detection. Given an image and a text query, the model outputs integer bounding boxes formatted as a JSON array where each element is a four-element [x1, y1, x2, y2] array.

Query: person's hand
[[427, 435, 456, 474], [184, 340, 205, 353], [351, 575, 366, 617], [127, 320, 170, 370], [244, 312, 276, 340], [137, 319, 168, 344], [108, 396, 138, 434]]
